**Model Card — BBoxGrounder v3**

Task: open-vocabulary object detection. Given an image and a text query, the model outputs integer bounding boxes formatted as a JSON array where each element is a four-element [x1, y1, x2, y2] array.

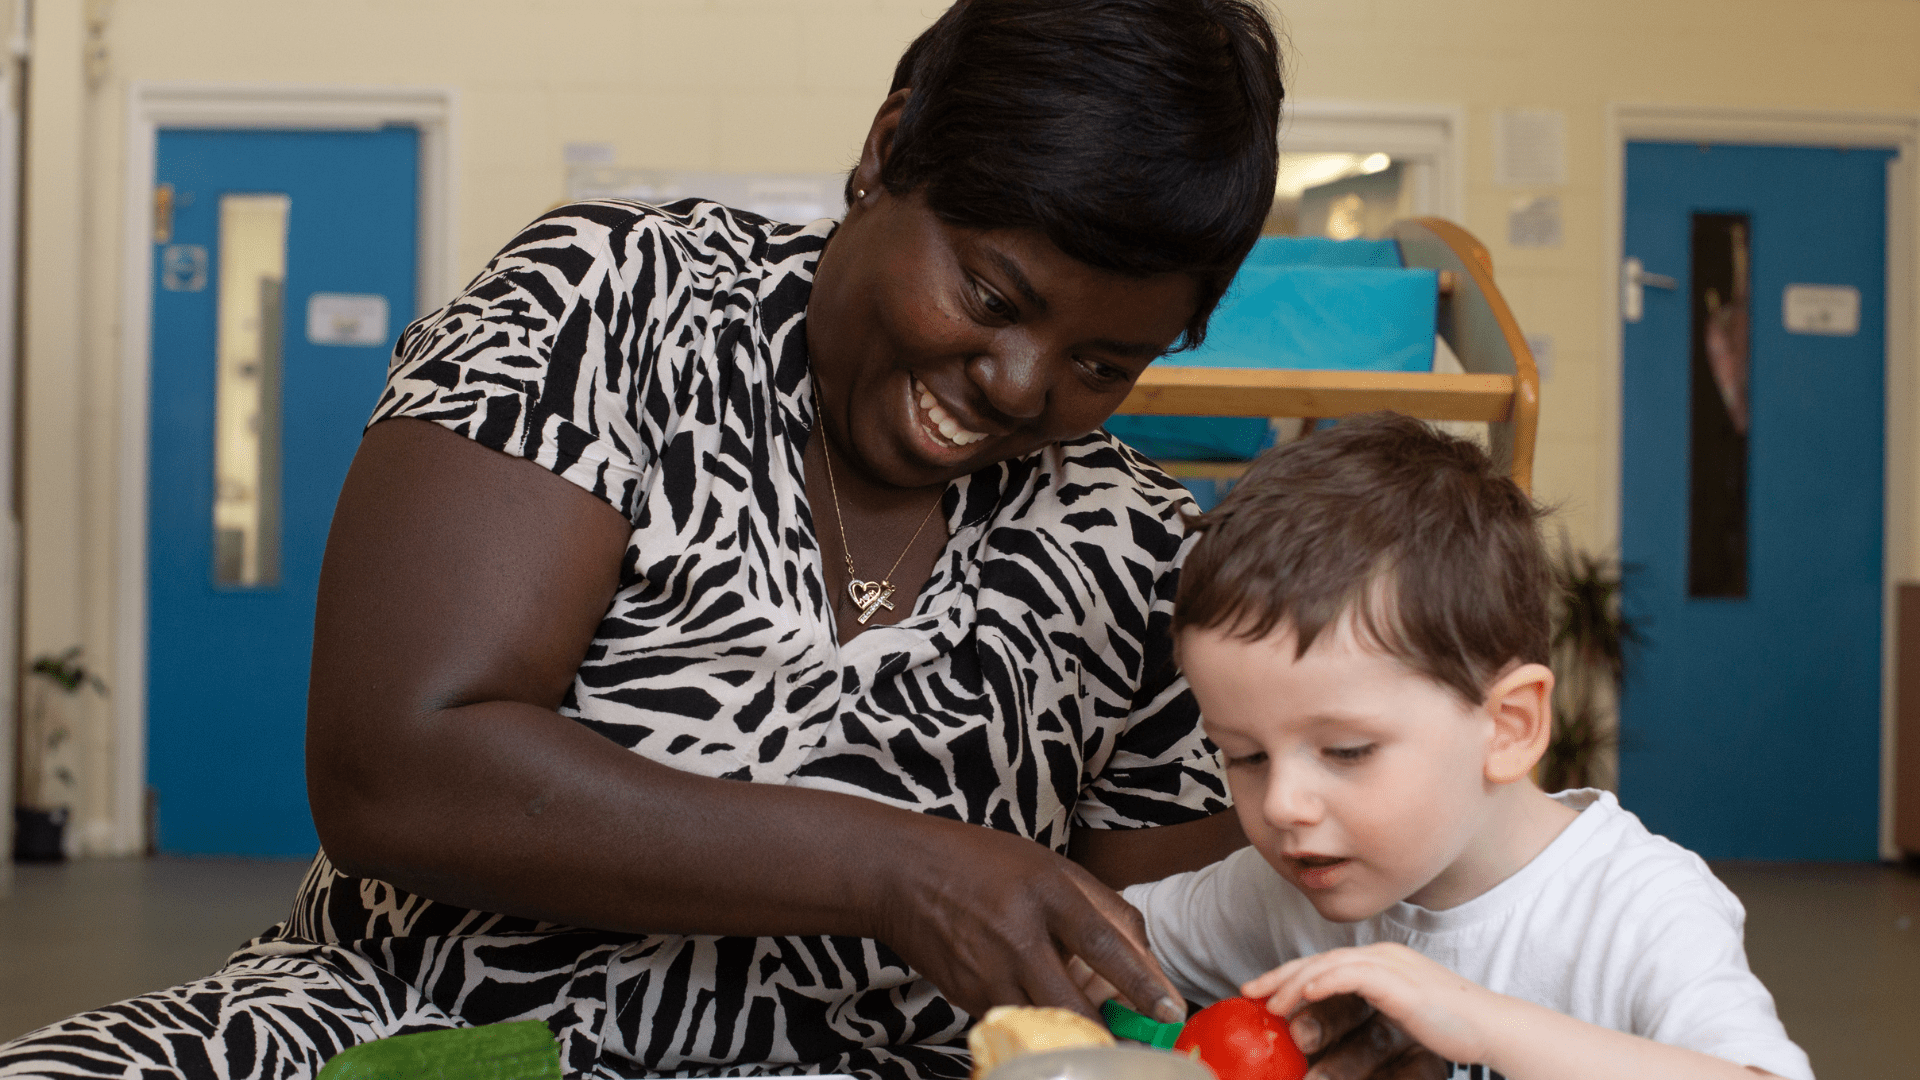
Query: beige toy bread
[[967, 1005, 1116, 1080]]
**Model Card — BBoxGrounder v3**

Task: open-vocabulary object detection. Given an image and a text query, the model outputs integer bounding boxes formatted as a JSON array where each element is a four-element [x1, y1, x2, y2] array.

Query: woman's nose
[[969, 334, 1050, 421]]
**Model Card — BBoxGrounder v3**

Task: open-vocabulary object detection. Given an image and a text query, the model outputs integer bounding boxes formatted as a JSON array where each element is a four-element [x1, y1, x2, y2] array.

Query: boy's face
[[1182, 616, 1498, 922]]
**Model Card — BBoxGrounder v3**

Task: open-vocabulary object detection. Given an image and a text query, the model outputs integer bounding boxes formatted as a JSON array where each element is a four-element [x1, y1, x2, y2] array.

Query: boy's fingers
[[1064, 955, 1123, 1012], [1241, 959, 1300, 999], [1270, 953, 1360, 1018]]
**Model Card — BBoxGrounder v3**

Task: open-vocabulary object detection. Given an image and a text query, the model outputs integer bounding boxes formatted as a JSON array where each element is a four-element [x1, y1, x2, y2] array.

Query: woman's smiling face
[[805, 183, 1199, 491]]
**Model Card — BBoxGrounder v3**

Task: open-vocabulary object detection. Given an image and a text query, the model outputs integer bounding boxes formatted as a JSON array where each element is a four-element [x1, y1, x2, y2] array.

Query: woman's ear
[[1482, 663, 1555, 786], [850, 88, 912, 208]]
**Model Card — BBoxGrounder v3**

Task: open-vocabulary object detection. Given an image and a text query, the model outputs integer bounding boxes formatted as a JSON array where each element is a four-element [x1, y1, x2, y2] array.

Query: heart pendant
[[847, 578, 897, 624]]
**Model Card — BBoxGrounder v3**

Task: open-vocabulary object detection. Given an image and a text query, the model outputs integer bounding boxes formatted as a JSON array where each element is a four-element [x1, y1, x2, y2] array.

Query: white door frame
[[110, 83, 458, 855], [1283, 100, 1466, 223], [0, 17, 22, 890], [1603, 104, 1920, 860]]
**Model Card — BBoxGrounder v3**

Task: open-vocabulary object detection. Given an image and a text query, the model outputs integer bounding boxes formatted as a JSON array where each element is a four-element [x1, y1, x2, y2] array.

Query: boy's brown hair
[[1174, 412, 1551, 705]]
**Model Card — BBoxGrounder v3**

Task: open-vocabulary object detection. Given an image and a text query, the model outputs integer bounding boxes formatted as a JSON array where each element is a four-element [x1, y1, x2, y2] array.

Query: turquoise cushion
[[1241, 236, 1404, 269], [1104, 238, 1438, 462]]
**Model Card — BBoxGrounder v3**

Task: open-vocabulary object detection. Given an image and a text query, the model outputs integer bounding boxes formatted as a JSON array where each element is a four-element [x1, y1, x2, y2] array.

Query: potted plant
[[13, 647, 108, 862], [1540, 543, 1636, 793]]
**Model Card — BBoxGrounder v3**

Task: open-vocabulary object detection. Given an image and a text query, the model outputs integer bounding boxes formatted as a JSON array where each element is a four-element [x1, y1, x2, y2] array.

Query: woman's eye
[[1075, 354, 1130, 387], [1324, 744, 1376, 763], [970, 278, 1014, 320]]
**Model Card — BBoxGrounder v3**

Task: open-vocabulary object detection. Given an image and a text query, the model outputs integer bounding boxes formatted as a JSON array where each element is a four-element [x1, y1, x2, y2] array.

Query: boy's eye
[[1223, 750, 1268, 769], [1324, 744, 1376, 763]]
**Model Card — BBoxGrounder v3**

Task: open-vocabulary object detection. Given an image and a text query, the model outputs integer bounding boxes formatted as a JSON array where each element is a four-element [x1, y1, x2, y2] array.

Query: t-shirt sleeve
[[1124, 847, 1318, 1006], [369, 203, 660, 520], [1073, 470, 1231, 830], [1622, 877, 1814, 1080]]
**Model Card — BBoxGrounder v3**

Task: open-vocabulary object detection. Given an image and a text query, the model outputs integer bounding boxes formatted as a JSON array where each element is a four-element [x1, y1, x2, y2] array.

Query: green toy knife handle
[[1101, 999, 1185, 1050]]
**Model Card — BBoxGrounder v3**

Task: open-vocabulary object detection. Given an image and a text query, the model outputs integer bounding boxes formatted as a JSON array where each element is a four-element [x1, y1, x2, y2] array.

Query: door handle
[[154, 182, 175, 244], [1622, 256, 1679, 323]]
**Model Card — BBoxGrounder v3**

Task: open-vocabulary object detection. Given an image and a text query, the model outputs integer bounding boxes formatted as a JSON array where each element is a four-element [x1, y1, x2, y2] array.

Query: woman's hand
[[1246, 946, 1486, 1079], [876, 814, 1185, 1023]]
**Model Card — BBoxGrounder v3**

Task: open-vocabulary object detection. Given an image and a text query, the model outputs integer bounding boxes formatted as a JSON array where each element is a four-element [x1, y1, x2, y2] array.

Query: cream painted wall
[[21, 0, 1920, 852]]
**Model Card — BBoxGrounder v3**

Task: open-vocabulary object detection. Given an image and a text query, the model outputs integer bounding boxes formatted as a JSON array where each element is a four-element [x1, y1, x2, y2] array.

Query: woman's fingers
[[1053, 879, 1184, 1022], [873, 818, 1177, 1021], [1020, 948, 1108, 1019], [1281, 990, 1377, 1056], [1297, 1005, 1425, 1080], [1369, 1047, 1451, 1080]]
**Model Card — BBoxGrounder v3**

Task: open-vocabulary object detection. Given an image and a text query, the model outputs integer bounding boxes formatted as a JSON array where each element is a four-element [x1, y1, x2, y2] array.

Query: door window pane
[[1687, 212, 1752, 598], [213, 193, 289, 588], [1266, 152, 1409, 237]]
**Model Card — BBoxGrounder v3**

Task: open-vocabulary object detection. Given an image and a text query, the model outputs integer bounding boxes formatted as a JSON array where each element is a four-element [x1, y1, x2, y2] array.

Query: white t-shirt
[[1123, 790, 1813, 1080]]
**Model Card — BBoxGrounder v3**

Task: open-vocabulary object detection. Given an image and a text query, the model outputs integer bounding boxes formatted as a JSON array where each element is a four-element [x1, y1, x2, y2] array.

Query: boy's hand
[[1243, 944, 1509, 1069]]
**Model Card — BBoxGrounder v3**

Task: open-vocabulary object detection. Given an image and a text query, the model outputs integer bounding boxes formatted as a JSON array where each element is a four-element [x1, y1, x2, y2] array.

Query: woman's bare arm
[[305, 417, 1184, 1021], [1070, 812, 1247, 890]]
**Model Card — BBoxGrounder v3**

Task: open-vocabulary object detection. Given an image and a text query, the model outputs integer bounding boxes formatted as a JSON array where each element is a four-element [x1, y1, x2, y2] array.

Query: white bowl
[[983, 1047, 1214, 1080]]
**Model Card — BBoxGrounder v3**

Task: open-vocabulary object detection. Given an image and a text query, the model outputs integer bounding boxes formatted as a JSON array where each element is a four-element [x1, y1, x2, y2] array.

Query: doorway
[[144, 127, 417, 855], [1618, 140, 1896, 860]]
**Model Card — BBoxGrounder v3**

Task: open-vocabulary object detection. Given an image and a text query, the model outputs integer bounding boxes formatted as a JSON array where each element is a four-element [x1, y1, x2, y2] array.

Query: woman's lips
[[911, 376, 990, 450]]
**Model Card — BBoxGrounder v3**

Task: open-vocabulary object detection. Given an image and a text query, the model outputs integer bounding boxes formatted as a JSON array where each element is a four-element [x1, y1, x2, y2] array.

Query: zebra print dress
[[0, 200, 1227, 1080]]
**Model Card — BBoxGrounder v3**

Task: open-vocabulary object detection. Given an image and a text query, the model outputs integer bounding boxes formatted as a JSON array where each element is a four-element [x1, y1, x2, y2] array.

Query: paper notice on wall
[[1508, 195, 1563, 249], [1526, 333, 1555, 380], [1782, 284, 1861, 336], [563, 142, 616, 167], [1496, 109, 1567, 187], [307, 293, 391, 347]]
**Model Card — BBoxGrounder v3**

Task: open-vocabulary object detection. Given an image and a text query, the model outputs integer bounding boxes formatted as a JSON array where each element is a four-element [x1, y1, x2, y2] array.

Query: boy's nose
[[1262, 763, 1324, 829]]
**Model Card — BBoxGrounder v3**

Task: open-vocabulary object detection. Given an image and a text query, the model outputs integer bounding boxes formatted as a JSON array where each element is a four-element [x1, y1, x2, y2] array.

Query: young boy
[[1123, 413, 1812, 1080]]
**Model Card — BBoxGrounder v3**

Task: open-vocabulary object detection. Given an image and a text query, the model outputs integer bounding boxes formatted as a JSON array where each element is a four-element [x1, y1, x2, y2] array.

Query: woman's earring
[[855, 188, 868, 201]]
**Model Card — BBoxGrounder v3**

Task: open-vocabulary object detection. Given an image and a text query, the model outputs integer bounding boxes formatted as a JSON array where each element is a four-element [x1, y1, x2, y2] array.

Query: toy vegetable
[[1103, 998, 1308, 1080]]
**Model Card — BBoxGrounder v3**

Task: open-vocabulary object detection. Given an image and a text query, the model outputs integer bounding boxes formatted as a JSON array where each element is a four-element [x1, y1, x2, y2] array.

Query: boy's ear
[[1482, 663, 1555, 785]]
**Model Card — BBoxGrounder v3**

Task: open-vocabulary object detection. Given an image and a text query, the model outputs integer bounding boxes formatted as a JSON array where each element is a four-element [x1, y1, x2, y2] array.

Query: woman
[[3, 3, 1415, 1079]]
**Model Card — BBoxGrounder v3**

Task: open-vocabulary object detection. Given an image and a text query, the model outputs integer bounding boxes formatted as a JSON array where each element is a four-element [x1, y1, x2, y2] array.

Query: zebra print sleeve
[[368, 200, 731, 522], [1071, 440, 1230, 830]]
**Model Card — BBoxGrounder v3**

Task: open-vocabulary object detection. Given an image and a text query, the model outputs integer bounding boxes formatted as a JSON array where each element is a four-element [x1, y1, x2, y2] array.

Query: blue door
[[1619, 142, 1892, 860], [148, 128, 417, 856]]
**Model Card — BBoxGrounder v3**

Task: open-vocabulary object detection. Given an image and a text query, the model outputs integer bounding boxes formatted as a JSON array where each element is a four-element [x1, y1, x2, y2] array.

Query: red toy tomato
[[1172, 997, 1308, 1080]]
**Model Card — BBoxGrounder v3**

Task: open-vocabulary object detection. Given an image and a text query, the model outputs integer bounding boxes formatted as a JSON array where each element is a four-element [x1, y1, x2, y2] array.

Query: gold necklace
[[813, 390, 945, 626]]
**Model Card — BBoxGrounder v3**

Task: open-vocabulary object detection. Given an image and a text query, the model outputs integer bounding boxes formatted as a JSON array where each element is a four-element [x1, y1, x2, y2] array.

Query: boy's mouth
[[1286, 853, 1350, 889]]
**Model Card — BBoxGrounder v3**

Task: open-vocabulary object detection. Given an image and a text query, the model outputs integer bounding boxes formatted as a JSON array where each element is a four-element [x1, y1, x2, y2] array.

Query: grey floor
[[2, 857, 1916, 1078], [1, 855, 312, 1041]]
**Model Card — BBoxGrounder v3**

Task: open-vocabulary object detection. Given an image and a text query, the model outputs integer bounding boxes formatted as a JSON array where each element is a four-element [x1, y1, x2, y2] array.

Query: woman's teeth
[[917, 386, 988, 447]]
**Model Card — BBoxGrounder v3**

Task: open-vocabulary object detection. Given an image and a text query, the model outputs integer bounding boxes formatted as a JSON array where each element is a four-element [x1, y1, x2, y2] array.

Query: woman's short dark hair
[[1173, 413, 1553, 705], [870, 0, 1285, 351]]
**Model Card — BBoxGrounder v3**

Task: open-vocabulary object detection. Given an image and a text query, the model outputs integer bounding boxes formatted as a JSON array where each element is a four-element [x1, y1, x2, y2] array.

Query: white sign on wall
[[1782, 284, 1861, 336], [1494, 109, 1567, 187], [306, 292, 390, 347]]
